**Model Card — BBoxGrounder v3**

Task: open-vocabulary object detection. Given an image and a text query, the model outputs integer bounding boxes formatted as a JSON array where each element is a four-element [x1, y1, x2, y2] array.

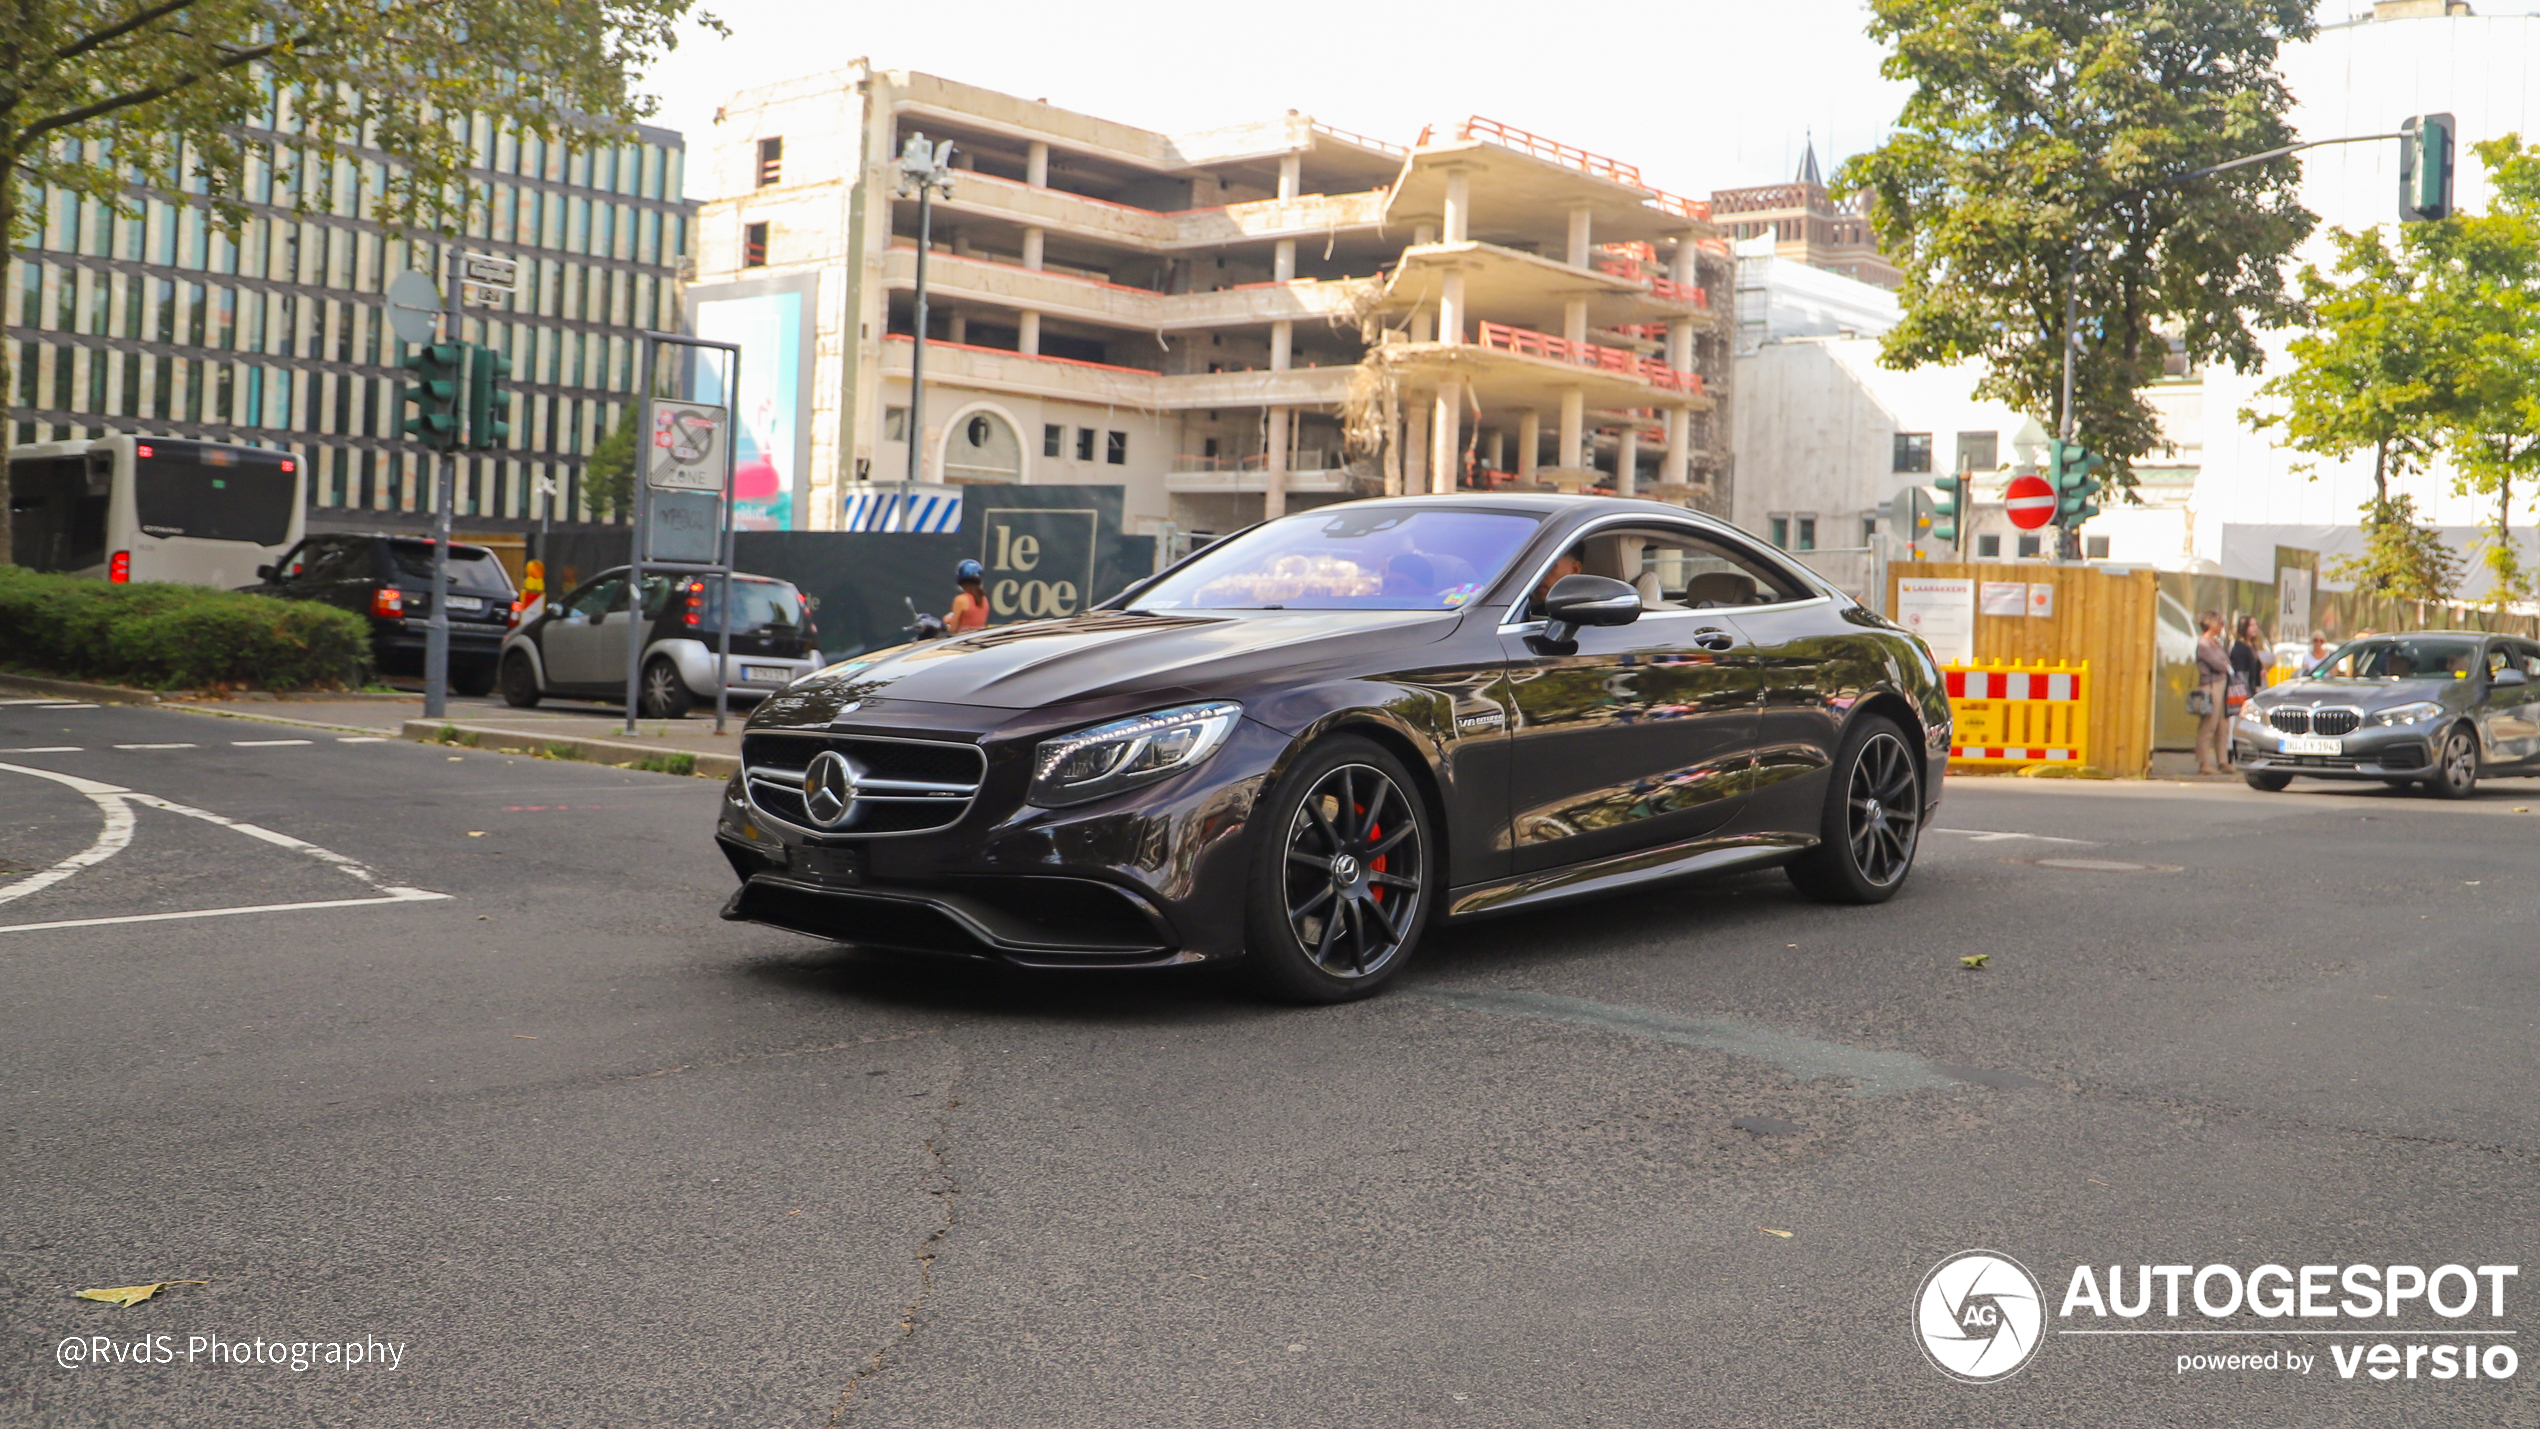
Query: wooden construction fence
[[1891, 561, 2159, 777]]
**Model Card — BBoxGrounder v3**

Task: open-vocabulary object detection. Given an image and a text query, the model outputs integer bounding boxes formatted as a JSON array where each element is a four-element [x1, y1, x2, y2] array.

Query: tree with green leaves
[[2434, 136, 2540, 606], [2327, 494, 2461, 604], [1843, 0, 2317, 492], [0, 0, 719, 564], [584, 405, 639, 522]]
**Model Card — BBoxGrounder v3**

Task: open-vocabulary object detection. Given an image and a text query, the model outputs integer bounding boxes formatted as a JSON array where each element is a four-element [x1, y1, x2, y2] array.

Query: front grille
[[740, 731, 986, 836], [2267, 705, 2361, 737]]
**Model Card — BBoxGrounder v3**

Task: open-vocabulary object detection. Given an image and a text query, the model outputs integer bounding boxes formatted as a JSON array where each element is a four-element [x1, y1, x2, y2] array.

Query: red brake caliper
[[1359, 804, 1385, 903]]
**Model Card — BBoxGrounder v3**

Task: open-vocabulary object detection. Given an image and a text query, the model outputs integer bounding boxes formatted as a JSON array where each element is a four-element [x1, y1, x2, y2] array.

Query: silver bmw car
[[2233, 631, 2540, 798]]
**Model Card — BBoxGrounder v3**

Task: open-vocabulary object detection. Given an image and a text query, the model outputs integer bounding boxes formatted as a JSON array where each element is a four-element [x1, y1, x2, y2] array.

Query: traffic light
[[1929, 471, 1968, 549], [2048, 438, 2105, 526], [464, 342, 513, 450], [2400, 113, 2454, 223], [400, 342, 463, 451]]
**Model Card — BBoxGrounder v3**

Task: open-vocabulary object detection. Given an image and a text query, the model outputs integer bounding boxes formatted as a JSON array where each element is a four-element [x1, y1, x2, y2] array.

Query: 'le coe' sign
[[980, 507, 1097, 622]]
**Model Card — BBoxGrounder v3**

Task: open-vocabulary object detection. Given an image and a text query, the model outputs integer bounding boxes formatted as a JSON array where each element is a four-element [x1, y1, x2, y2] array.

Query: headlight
[[1029, 701, 1242, 808], [2368, 701, 2444, 727], [2235, 705, 2268, 725]]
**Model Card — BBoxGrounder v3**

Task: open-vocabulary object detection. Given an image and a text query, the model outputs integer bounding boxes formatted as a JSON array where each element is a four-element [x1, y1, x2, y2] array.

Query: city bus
[[8, 435, 304, 588]]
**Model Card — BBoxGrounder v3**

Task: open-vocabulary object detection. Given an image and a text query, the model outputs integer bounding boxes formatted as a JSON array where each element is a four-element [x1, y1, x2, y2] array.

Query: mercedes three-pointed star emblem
[[801, 750, 861, 829]]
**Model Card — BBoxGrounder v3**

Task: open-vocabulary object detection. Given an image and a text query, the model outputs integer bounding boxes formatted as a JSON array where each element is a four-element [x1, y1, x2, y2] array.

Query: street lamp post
[[895, 133, 957, 533]]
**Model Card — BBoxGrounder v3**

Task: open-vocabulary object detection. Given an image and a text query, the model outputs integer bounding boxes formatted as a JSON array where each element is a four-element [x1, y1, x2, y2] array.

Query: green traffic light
[[1929, 472, 1965, 546], [464, 342, 514, 450], [2050, 438, 2105, 526], [400, 343, 465, 452]]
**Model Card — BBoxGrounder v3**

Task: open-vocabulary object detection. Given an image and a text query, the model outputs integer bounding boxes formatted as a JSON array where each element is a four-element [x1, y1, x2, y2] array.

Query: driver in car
[[1530, 545, 1586, 617]]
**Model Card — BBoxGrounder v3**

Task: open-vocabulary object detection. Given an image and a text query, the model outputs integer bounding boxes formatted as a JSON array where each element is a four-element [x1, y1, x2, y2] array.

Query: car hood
[[765, 607, 1470, 715], [2254, 676, 2462, 708]]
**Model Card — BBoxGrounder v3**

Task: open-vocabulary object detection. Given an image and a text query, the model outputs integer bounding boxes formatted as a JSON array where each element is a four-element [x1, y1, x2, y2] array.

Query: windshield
[[2314, 636, 2483, 681], [1134, 508, 1544, 611], [389, 539, 515, 594], [133, 443, 296, 545]]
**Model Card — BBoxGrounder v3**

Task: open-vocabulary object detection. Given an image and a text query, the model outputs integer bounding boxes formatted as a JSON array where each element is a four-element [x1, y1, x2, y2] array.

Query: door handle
[[1692, 627, 1736, 652]]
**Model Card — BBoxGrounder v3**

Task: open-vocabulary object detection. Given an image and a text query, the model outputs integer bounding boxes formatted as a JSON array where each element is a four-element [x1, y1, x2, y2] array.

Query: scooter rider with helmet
[[947, 558, 990, 633]]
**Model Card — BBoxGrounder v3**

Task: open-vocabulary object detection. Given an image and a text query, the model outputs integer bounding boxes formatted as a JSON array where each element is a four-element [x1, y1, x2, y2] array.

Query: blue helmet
[[956, 558, 984, 583]]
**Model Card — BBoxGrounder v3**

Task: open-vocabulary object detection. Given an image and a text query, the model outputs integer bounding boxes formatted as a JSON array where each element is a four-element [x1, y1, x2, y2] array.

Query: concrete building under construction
[[692, 66, 1735, 541]]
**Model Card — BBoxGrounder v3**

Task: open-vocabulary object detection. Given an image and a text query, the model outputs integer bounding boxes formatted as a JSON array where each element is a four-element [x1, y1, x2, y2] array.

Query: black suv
[[245, 533, 518, 694]]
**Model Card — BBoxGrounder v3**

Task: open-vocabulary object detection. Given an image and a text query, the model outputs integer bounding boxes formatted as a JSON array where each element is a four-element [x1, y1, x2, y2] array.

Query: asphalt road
[[5, 697, 2536, 1426]]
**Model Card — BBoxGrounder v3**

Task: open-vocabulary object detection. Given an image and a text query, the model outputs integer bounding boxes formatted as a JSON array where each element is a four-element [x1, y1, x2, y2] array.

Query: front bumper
[[2231, 720, 2434, 779], [714, 705, 1288, 968]]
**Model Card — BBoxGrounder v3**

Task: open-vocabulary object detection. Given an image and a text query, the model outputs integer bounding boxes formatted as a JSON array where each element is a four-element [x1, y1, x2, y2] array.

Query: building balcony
[[936, 170, 1390, 252], [1376, 241, 1712, 334], [882, 335, 1353, 410], [1386, 119, 1723, 253], [883, 248, 1376, 331], [1164, 455, 1355, 494], [1376, 323, 1712, 415]]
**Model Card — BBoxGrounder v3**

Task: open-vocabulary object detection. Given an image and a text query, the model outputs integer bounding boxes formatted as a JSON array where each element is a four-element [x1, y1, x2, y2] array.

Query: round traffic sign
[[2005, 473, 2057, 530]]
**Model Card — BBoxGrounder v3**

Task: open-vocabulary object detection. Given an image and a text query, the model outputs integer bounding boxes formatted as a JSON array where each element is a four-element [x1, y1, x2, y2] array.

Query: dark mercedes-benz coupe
[[715, 495, 1951, 1001], [2234, 631, 2540, 797]]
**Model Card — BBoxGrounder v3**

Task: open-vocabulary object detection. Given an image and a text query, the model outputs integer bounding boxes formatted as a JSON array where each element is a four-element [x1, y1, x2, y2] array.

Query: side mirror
[[1542, 574, 1643, 644], [255, 564, 277, 581], [2493, 666, 2529, 687]]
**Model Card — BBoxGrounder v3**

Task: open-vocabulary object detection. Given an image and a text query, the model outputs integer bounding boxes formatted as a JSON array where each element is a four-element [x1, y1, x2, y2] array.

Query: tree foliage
[[1843, 0, 2317, 492], [584, 404, 639, 522], [0, 0, 718, 563], [2326, 495, 2461, 605]]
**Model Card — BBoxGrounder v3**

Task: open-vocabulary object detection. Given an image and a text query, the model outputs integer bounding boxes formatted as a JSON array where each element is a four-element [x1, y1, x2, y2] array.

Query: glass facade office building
[[5, 111, 694, 526]]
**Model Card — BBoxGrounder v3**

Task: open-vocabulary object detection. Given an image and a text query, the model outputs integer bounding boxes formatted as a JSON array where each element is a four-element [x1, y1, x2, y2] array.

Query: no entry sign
[[2006, 473, 2057, 530]]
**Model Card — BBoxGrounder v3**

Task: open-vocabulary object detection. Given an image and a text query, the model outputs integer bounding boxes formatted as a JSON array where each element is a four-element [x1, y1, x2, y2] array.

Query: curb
[[0, 673, 162, 704], [400, 720, 739, 779]]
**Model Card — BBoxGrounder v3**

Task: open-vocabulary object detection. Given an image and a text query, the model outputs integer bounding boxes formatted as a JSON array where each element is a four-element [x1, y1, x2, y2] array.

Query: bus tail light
[[372, 587, 405, 618], [108, 551, 130, 583]]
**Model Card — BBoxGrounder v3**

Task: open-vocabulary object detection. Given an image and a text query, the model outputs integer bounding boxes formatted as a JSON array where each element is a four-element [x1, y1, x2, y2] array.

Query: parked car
[[2234, 631, 2540, 798], [243, 532, 516, 694], [715, 494, 1952, 1002], [501, 566, 824, 717]]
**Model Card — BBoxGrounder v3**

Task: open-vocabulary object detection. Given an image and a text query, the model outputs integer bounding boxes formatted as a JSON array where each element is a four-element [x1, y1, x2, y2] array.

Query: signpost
[[2005, 473, 2057, 531], [460, 251, 518, 309], [625, 334, 744, 736]]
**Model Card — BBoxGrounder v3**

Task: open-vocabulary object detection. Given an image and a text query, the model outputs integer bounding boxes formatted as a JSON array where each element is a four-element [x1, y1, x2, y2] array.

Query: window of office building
[[1106, 430, 1127, 465], [884, 405, 908, 441], [1955, 431, 1998, 474], [743, 221, 768, 268], [1074, 427, 1094, 461], [757, 138, 783, 188], [1893, 432, 1932, 474], [1976, 533, 2001, 559], [2016, 533, 2043, 559], [1769, 514, 1790, 549], [2085, 534, 2111, 559], [1043, 423, 1063, 457], [1794, 515, 1817, 551]]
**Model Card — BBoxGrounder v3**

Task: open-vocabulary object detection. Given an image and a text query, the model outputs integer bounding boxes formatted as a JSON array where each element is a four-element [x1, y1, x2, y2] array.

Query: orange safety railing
[[1592, 262, 1710, 310], [1474, 321, 1705, 396], [1457, 117, 1643, 186]]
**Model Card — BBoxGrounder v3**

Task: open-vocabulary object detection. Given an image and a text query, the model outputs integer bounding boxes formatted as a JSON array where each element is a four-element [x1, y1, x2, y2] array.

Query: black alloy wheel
[[1787, 715, 1922, 904], [1240, 736, 1431, 1003], [639, 657, 695, 719], [2425, 724, 2479, 800], [2243, 771, 2292, 792], [499, 650, 542, 708]]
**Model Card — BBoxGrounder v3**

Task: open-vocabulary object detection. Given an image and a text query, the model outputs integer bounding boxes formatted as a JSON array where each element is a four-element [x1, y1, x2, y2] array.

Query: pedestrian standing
[[2194, 611, 2231, 775], [2229, 615, 2267, 708]]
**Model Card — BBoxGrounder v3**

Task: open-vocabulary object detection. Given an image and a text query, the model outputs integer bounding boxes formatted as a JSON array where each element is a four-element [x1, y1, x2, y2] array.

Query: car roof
[[1302, 492, 1743, 530]]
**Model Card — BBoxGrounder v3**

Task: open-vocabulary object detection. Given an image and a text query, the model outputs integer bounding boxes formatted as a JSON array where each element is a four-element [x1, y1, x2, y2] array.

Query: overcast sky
[[633, 0, 2540, 200]]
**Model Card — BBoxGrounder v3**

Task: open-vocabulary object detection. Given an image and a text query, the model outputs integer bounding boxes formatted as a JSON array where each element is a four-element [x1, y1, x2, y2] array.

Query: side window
[[2486, 644, 2513, 680], [1579, 526, 1812, 611], [565, 577, 624, 620], [2522, 643, 2540, 677], [275, 540, 315, 579]]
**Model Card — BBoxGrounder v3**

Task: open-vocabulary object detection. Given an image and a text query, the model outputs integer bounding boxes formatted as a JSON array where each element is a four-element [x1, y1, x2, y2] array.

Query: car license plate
[[743, 665, 790, 683], [2282, 735, 2342, 756], [788, 845, 865, 884], [444, 595, 484, 613]]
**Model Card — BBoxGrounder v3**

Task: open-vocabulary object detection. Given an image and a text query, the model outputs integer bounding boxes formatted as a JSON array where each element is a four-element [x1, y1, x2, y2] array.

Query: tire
[[1786, 715, 1923, 904], [499, 649, 543, 708], [450, 661, 496, 698], [2242, 771, 2292, 792], [639, 657, 695, 719], [2423, 724, 2479, 799], [1238, 735, 1434, 1004]]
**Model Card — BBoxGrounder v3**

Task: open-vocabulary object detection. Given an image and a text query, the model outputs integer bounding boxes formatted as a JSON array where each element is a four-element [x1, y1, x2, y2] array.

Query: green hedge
[[0, 566, 372, 690]]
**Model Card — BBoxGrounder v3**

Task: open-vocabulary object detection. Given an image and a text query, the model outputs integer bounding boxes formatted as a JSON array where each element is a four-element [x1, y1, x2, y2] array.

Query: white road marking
[[42, 703, 100, 709], [336, 736, 388, 743], [0, 746, 82, 753], [0, 697, 71, 705], [232, 738, 313, 747], [0, 760, 447, 935], [0, 891, 447, 936], [113, 742, 196, 750], [1932, 827, 2096, 845]]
